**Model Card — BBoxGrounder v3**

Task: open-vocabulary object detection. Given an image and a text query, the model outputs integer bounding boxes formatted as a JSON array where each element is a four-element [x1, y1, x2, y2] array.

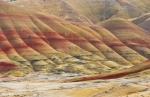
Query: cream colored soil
[[0, 70, 150, 97]]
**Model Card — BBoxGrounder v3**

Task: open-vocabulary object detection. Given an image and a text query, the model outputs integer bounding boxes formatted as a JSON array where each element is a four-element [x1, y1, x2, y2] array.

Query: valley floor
[[0, 70, 150, 97]]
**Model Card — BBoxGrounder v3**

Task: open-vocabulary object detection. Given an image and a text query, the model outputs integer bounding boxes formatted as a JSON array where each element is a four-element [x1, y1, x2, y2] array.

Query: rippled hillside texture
[[9, 0, 150, 23], [0, 0, 150, 97]]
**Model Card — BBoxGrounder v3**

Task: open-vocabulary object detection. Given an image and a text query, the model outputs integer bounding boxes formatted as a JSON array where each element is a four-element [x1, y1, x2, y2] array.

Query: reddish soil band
[[0, 62, 17, 72]]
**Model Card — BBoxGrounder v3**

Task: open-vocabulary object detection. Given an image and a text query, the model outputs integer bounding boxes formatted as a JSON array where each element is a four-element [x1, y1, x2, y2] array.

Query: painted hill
[[0, 1, 149, 78]]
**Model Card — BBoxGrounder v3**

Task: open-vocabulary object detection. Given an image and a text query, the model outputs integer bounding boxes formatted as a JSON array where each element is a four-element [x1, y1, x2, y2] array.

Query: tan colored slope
[[8, 0, 92, 24], [66, 0, 150, 22], [7, 0, 150, 23], [102, 18, 150, 59]]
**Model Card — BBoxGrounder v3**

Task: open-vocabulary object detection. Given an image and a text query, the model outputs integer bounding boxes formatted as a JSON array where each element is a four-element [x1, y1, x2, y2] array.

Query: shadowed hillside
[[132, 13, 150, 32]]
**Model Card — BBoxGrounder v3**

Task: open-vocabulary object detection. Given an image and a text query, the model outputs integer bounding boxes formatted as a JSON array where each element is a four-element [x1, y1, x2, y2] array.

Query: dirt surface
[[0, 70, 150, 97]]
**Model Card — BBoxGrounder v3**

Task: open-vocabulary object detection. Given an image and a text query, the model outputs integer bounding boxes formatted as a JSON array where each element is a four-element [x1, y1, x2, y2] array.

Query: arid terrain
[[0, 70, 150, 97], [0, 0, 150, 97]]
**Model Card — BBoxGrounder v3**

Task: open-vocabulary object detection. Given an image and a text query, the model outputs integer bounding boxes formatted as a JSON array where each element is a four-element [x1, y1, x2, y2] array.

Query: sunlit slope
[[0, 1, 149, 77]]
